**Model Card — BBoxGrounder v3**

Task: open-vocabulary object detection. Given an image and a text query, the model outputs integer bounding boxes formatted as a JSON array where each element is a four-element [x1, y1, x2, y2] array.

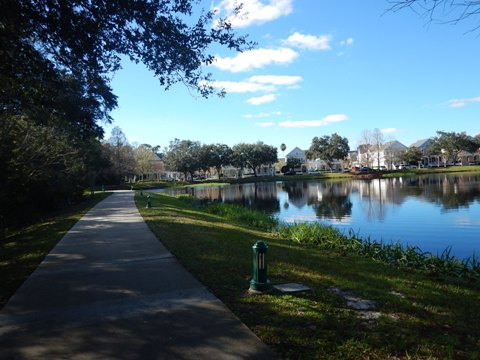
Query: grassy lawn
[[382, 165, 480, 178], [0, 192, 112, 308], [137, 192, 480, 359]]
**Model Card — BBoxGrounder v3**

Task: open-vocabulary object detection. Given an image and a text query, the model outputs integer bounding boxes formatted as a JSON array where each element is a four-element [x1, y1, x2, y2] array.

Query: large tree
[[198, 144, 233, 178], [371, 128, 386, 170], [103, 127, 136, 183], [401, 146, 424, 165], [1, 0, 252, 107], [358, 129, 373, 167], [232, 142, 278, 177], [428, 131, 478, 166], [163, 139, 202, 179], [307, 133, 350, 171], [134, 144, 157, 181]]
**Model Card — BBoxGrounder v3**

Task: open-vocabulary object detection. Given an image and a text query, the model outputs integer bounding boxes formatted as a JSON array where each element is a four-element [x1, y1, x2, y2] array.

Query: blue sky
[[104, 0, 480, 152]]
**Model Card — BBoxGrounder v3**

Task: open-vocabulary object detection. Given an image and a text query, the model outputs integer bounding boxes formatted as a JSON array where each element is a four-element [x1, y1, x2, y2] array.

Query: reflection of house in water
[[414, 174, 480, 210], [350, 178, 411, 221], [282, 181, 310, 209]]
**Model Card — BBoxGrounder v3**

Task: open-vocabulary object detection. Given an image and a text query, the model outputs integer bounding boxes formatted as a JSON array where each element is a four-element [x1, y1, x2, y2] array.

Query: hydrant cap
[[252, 240, 268, 251]]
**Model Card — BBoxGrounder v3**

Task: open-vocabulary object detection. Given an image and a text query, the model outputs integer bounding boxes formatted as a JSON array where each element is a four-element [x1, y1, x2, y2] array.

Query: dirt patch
[[329, 287, 399, 327]]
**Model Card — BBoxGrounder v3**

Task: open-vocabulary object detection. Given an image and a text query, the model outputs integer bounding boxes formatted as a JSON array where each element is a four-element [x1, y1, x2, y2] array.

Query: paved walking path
[[0, 191, 275, 359]]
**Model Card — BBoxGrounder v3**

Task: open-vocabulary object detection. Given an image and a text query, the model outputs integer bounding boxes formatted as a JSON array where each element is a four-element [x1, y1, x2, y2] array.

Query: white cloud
[[213, 47, 298, 72], [214, 0, 293, 28], [340, 38, 354, 46], [283, 32, 332, 51], [255, 122, 275, 127], [279, 114, 348, 128], [204, 80, 275, 93], [247, 75, 303, 86], [447, 96, 480, 108], [247, 94, 276, 105]]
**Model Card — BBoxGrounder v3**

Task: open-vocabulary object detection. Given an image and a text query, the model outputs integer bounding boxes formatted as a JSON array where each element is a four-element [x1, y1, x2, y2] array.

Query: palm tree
[[280, 143, 286, 158]]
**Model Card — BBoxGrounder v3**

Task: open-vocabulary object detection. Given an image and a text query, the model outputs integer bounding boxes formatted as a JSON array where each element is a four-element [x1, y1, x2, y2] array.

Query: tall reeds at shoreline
[[274, 222, 480, 281], [178, 196, 480, 281]]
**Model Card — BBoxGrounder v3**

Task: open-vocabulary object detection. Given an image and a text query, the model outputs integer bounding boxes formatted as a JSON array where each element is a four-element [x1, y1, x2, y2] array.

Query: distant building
[[285, 147, 306, 163], [410, 138, 438, 167], [358, 140, 407, 170]]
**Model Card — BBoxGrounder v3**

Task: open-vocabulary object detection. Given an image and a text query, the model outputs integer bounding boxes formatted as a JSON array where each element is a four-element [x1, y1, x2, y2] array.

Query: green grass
[[137, 192, 480, 359], [383, 165, 480, 178], [0, 192, 112, 308]]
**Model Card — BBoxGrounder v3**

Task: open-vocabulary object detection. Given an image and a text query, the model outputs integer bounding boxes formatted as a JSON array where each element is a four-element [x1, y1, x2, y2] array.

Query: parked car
[[398, 164, 416, 170]]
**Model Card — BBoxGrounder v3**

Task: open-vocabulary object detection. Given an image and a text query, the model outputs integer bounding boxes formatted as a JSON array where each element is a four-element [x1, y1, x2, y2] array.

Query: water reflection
[[162, 174, 480, 221], [280, 181, 353, 220], [159, 174, 480, 259]]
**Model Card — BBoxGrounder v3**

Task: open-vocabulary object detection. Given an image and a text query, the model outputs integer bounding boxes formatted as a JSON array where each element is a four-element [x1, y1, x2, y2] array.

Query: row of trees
[[123, 129, 480, 182], [163, 139, 278, 179]]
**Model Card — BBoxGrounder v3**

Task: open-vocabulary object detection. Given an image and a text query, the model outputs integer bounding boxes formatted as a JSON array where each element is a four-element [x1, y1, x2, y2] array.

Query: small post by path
[[146, 195, 151, 209], [249, 240, 272, 293]]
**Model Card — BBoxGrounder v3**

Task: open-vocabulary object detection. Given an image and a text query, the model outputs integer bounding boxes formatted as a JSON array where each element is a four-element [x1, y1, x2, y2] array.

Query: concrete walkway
[[0, 191, 276, 359]]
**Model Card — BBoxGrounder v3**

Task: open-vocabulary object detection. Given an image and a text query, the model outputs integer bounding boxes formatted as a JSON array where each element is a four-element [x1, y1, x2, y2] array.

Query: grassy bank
[[382, 165, 480, 178], [137, 192, 480, 359], [0, 192, 111, 308]]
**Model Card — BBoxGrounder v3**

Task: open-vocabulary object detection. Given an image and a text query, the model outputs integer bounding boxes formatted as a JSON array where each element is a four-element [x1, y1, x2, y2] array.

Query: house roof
[[410, 138, 433, 149], [382, 140, 407, 151], [286, 147, 306, 158], [357, 141, 407, 153]]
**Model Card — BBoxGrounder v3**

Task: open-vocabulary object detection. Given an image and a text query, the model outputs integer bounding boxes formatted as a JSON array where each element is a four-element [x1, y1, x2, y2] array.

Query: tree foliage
[[0, 1, 250, 230], [232, 142, 278, 176], [1, 0, 252, 103], [401, 146, 424, 165], [134, 145, 157, 181], [307, 133, 350, 170], [198, 144, 233, 177], [163, 139, 202, 179], [428, 131, 478, 164]]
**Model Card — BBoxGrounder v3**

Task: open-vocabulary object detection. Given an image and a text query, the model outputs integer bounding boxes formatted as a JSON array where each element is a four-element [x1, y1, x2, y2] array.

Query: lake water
[[155, 174, 480, 260]]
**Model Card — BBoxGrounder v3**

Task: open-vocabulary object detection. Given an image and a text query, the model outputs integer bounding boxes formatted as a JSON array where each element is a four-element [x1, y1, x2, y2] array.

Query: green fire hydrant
[[249, 240, 272, 292], [146, 195, 151, 209]]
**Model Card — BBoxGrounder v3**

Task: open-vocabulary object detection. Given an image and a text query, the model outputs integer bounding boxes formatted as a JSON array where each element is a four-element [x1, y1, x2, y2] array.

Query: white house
[[285, 147, 306, 163], [358, 140, 408, 170]]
